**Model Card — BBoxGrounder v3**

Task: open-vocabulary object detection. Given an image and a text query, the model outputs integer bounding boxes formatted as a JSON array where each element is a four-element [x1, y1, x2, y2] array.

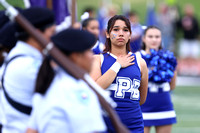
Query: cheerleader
[[82, 18, 105, 54], [90, 15, 148, 133], [137, 26, 177, 133]]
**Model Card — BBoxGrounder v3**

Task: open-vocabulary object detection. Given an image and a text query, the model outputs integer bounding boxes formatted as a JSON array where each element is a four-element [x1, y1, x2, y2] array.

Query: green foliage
[[0, 0, 25, 10]]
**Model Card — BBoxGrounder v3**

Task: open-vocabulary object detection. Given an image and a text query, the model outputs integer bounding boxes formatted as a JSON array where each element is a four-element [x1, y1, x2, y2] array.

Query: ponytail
[[35, 57, 55, 95]]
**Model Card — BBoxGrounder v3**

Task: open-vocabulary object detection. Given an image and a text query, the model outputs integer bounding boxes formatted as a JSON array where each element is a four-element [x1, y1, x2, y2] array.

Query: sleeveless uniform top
[[136, 51, 177, 127], [101, 52, 144, 133], [92, 40, 104, 54]]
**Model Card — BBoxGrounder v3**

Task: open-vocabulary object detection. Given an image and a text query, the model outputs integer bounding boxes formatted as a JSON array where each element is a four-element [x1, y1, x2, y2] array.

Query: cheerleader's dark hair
[[103, 15, 132, 54], [82, 18, 96, 29]]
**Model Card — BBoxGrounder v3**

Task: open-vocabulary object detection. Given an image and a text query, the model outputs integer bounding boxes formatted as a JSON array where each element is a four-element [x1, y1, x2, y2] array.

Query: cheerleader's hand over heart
[[117, 53, 135, 68]]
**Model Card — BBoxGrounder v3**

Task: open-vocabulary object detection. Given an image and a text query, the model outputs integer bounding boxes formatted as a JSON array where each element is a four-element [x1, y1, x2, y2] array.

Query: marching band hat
[[16, 7, 55, 32], [51, 29, 96, 55], [0, 22, 16, 48], [0, 10, 9, 29]]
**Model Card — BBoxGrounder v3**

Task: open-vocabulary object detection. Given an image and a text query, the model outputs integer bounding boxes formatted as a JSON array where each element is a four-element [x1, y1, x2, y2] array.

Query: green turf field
[[149, 86, 200, 133], [171, 86, 200, 133]]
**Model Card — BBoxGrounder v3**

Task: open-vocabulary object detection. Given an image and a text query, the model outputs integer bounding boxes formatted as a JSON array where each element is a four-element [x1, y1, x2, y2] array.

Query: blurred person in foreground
[[26, 29, 106, 133], [0, 7, 56, 133], [0, 22, 16, 66], [0, 8, 24, 66]]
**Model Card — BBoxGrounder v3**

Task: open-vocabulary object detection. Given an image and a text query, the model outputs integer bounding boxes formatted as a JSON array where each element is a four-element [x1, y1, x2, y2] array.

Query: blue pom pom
[[141, 49, 177, 83]]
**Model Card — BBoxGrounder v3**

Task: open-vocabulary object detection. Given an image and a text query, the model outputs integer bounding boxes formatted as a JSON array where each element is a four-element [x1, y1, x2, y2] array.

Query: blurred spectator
[[97, 2, 108, 43], [103, 4, 119, 30], [98, 4, 119, 43], [128, 11, 143, 53], [157, 2, 176, 51], [101, 4, 120, 42], [83, 6, 96, 18], [122, 0, 131, 15], [146, 0, 157, 26], [168, 5, 180, 22], [176, 4, 200, 59], [176, 4, 200, 76]]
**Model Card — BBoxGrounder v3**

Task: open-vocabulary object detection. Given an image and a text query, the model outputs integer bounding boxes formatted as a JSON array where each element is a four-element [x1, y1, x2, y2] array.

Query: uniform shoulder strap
[[1, 54, 32, 115]]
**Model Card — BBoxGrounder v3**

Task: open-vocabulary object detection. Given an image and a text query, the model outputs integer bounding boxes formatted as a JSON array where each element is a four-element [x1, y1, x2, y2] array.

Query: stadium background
[[0, 0, 200, 132]]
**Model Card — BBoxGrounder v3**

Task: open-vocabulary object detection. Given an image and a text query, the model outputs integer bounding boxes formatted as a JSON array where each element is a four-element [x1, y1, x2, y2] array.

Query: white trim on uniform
[[142, 110, 176, 120], [108, 52, 117, 59], [135, 51, 142, 58], [135, 52, 141, 71], [100, 54, 104, 66], [148, 82, 170, 93]]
